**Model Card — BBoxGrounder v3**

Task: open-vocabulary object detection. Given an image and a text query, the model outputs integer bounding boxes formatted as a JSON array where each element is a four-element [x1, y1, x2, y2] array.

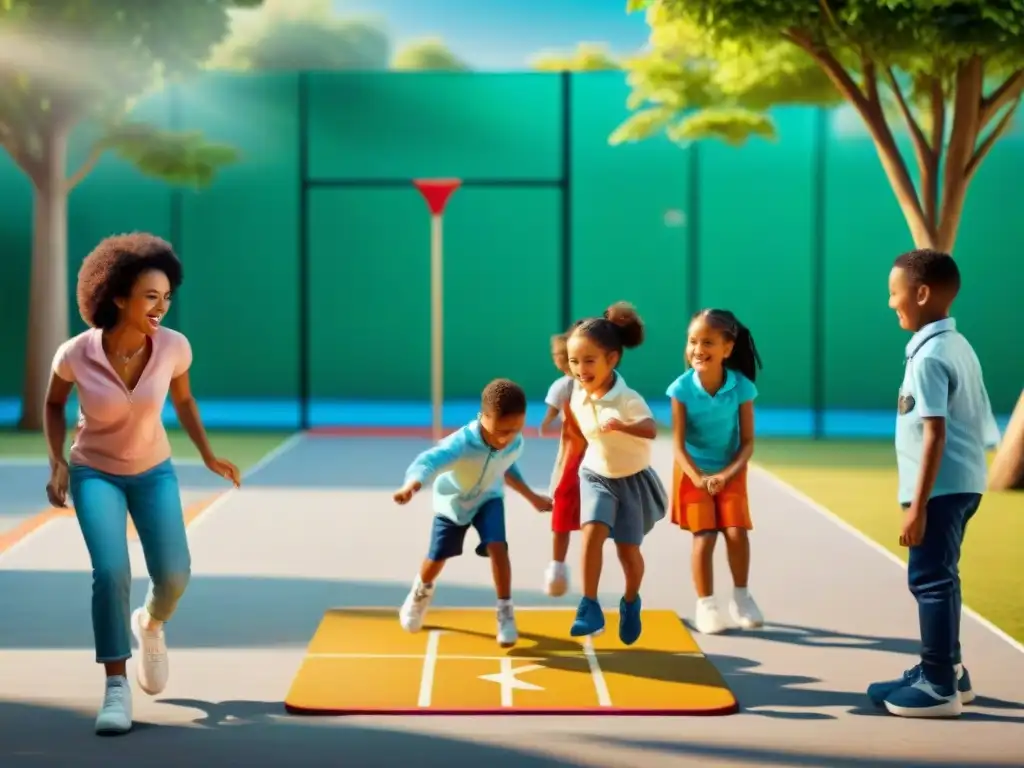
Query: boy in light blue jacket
[[393, 378, 553, 646]]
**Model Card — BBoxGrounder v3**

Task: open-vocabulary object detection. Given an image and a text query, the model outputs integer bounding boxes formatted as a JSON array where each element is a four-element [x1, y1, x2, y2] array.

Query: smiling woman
[[41, 232, 242, 738]]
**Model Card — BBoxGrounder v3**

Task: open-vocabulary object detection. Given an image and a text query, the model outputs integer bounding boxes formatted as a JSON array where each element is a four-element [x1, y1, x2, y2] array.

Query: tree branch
[[980, 70, 1024, 128], [0, 128, 43, 186], [65, 145, 104, 193], [784, 31, 930, 243], [783, 29, 870, 111], [966, 95, 1021, 183], [885, 68, 938, 231], [936, 56, 984, 251]]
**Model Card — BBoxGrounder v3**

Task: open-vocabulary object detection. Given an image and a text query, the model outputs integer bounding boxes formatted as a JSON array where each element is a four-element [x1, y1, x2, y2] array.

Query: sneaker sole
[[95, 725, 133, 736], [960, 689, 976, 705], [884, 698, 963, 718]]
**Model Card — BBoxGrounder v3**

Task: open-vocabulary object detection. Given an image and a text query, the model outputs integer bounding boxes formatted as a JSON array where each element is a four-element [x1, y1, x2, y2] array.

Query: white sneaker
[[728, 588, 764, 630], [131, 607, 169, 695], [496, 600, 518, 647], [399, 577, 435, 632], [95, 676, 133, 735], [544, 561, 569, 597], [694, 596, 729, 635]]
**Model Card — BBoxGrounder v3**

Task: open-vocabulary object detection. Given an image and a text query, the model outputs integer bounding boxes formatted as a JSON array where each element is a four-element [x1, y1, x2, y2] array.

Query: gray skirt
[[579, 465, 667, 546]]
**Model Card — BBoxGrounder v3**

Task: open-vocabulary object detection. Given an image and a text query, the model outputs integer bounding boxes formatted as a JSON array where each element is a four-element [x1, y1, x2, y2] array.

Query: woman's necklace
[[104, 335, 147, 402], [114, 343, 146, 367]]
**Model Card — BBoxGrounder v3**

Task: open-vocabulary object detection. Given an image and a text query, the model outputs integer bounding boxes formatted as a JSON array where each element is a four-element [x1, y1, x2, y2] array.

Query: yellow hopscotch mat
[[285, 607, 738, 715]]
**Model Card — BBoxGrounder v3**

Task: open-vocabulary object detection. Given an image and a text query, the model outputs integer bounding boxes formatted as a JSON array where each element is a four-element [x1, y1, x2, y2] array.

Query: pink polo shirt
[[52, 326, 193, 476]]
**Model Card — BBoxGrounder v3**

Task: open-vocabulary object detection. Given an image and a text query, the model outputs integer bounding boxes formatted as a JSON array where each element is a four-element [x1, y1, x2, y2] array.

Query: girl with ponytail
[[666, 308, 764, 636]]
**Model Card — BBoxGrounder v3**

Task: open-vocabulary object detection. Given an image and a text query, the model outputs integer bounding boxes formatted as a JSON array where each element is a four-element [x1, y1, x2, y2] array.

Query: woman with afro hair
[[43, 232, 241, 736]]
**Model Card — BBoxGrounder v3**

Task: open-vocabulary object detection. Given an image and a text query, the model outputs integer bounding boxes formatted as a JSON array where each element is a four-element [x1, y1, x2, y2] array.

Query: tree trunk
[[17, 125, 70, 431], [989, 391, 1024, 491]]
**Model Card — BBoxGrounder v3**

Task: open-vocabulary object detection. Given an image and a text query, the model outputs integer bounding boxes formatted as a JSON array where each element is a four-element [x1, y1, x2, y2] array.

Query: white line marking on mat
[[581, 637, 612, 707], [751, 463, 1024, 657], [186, 431, 306, 534], [310, 653, 547, 661], [417, 630, 441, 707]]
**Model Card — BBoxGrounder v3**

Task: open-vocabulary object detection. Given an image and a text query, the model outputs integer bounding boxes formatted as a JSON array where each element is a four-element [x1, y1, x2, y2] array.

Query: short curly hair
[[893, 248, 961, 295], [77, 232, 183, 329], [480, 378, 527, 418]]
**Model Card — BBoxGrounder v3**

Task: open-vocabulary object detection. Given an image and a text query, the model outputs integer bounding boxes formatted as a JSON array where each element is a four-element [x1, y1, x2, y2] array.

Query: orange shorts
[[670, 464, 752, 534]]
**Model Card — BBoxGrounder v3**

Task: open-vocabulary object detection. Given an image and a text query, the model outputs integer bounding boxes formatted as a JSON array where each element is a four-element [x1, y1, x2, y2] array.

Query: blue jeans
[[906, 492, 981, 689], [70, 459, 192, 663]]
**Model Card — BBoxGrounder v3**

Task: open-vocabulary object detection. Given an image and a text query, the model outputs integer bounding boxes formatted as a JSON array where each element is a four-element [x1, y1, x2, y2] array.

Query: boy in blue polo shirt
[[392, 378, 553, 647], [869, 249, 1000, 718]]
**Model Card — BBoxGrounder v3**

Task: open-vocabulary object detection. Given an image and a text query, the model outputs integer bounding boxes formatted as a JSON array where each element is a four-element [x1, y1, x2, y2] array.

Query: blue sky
[[334, 0, 651, 69]]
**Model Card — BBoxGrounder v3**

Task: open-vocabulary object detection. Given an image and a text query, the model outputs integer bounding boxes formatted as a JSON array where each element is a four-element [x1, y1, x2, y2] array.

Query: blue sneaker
[[570, 597, 605, 637], [619, 595, 642, 645], [883, 667, 962, 718], [868, 663, 974, 707]]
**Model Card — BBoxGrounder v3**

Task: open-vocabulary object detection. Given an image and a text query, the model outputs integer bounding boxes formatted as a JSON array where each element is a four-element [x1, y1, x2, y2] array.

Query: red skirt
[[551, 444, 583, 533]]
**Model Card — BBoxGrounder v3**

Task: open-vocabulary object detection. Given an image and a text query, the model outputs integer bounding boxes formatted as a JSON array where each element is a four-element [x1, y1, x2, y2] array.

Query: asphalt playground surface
[[0, 434, 1022, 767]]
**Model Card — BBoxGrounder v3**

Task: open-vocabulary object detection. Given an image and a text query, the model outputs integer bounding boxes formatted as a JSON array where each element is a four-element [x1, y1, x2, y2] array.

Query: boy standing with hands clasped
[[869, 249, 1001, 719]]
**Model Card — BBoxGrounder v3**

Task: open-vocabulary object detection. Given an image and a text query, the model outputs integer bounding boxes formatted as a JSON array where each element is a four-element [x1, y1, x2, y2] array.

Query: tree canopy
[[531, 43, 622, 72], [616, 0, 1024, 253], [0, 0, 255, 190], [207, 0, 390, 71], [393, 38, 469, 71]]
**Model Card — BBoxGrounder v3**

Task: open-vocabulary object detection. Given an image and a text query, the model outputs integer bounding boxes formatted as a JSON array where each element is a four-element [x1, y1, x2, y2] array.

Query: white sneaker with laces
[[131, 607, 169, 695], [95, 675, 133, 735], [399, 577, 435, 632], [544, 561, 569, 597], [694, 596, 729, 635], [496, 600, 518, 647], [728, 588, 765, 629]]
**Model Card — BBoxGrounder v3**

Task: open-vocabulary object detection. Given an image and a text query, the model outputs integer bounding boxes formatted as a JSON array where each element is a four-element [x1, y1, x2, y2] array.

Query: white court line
[[581, 637, 612, 707], [185, 431, 306, 534], [751, 463, 1024, 657], [417, 630, 441, 707], [0, 432, 306, 565]]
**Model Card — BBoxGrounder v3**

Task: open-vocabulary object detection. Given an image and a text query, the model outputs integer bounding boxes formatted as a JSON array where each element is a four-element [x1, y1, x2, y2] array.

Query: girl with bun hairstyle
[[560, 302, 667, 644]]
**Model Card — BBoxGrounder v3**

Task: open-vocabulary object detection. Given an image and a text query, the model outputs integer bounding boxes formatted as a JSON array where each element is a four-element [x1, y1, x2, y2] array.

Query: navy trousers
[[905, 492, 981, 689]]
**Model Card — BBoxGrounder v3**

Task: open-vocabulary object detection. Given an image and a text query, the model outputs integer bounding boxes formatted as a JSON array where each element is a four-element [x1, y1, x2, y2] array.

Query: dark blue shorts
[[427, 497, 507, 561]]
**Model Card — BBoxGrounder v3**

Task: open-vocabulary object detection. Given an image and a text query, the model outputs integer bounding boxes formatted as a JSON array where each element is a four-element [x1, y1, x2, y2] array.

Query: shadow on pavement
[[586, 734, 1023, 768], [0, 699, 588, 768], [0, 573, 588, 650]]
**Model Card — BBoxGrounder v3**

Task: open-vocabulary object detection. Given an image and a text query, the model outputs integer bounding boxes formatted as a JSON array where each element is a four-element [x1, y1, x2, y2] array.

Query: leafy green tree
[[617, 0, 1024, 489], [393, 39, 469, 71], [207, 0, 390, 71], [531, 43, 621, 72], [0, 0, 256, 430]]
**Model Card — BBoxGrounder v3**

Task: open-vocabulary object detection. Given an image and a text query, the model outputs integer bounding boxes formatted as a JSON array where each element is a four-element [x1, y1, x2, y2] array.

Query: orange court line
[[0, 507, 74, 555], [0, 492, 224, 555]]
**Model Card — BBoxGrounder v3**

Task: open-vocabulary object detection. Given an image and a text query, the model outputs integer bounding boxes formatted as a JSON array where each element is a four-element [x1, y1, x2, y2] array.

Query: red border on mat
[[284, 702, 740, 716], [307, 426, 556, 439]]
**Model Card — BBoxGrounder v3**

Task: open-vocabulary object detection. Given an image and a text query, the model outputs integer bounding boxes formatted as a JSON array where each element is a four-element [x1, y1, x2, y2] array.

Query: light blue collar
[[906, 317, 956, 360]]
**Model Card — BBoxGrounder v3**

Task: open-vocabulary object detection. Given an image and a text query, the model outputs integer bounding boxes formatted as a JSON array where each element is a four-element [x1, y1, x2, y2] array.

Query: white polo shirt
[[569, 373, 654, 478]]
